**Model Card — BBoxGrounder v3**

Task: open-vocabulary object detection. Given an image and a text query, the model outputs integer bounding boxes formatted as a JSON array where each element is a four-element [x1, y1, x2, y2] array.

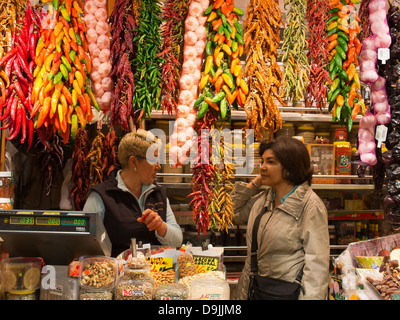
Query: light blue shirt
[[83, 170, 183, 247]]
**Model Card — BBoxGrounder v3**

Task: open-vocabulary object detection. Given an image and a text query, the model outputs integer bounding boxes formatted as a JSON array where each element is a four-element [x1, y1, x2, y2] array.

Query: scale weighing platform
[[0, 210, 111, 265]]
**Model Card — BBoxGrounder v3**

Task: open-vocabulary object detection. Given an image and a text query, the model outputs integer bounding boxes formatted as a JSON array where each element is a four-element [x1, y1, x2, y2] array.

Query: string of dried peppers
[[0, 0, 25, 106], [33, 0, 97, 146], [0, 1, 40, 151], [131, 0, 163, 119], [281, 0, 309, 105], [109, 0, 137, 131], [243, 0, 284, 141], [189, 0, 246, 233], [327, 0, 365, 132], [159, 0, 191, 115], [306, 0, 331, 109]]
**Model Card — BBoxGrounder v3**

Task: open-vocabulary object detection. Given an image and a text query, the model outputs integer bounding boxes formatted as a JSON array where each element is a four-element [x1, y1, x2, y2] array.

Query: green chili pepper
[[328, 8, 340, 14], [330, 87, 341, 103], [233, 7, 244, 15], [197, 101, 209, 119], [327, 26, 339, 37], [330, 65, 339, 80], [52, 0, 59, 11], [60, 56, 72, 72], [59, 64, 69, 81], [334, 53, 342, 69], [60, 7, 70, 22], [220, 97, 227, 120], [335, 45, 347, 60], [232, 41, 238, 53], [338, 31, 349, 42], [326, 15, 340, 25], [235, 33, 244, 45], [53, 71, 63, 85], [327, 78, 340, 100], [69, 50, 76, 62], [203, 4, 213, 15], [217, 24, 224, 35], [339, 68, 349, 82], [211, 91, 226, 103], [337, 37, 348, 52], [194, 94, 205, 108], [234, 22, 243, 35]]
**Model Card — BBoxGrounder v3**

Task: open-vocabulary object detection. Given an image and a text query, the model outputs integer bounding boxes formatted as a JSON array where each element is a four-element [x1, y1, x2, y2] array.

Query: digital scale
[[0, 210, 111, 265]]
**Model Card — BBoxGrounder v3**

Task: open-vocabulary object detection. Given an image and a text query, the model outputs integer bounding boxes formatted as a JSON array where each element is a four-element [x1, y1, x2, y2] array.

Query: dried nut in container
[[177, 252, 197, 278], [151, 269, 175, 288], [80, 258, 116, 288], [114, 278, 154, 300], [154, 283, 189, 300]]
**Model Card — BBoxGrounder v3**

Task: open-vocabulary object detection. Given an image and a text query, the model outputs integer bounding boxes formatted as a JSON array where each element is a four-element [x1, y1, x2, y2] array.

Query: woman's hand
[[137, 209, 167, 236], [248, 174, 263, 190]]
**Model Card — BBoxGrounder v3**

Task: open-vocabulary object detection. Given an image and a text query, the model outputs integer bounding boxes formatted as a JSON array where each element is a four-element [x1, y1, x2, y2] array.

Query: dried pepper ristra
[[281, 0, 309, 105], [86, 130, 105, 186], [70, 127, 91, 210], [0, 1, 39, 151], [33, 0, 96, 145], [306, 0, 331, 109], [326, 0, 364, 132], [132, 0, 163, 119], [243, 0, 284, 141], [109, 0, 137, 131], [159, 0, 190, 115], [194, 0, 248, 122]]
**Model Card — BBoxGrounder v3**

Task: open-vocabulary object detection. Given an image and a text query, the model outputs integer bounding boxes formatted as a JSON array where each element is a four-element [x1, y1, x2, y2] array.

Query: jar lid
[[333, 141, 350, 145], [0, 172, 12, 178], [297, 125, 314, 131], [155, 120, 170, 125], [315, 132, 330, 136]]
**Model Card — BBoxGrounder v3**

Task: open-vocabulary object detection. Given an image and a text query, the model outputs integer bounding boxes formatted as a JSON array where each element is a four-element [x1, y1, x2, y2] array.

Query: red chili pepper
[[14, 81, 26, 105], [0, 48, 17, 67], [20, 107, 27, 144], [6, 106, 22, 141], [27, 118, 34, 151], [17, 53, 33, 80], [17, 41, 29, 61], [0, 92, 13, 121]]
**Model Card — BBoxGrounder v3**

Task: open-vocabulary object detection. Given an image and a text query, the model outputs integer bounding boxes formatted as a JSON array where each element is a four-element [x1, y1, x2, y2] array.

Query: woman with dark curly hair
[[232, 136, 330, 300]]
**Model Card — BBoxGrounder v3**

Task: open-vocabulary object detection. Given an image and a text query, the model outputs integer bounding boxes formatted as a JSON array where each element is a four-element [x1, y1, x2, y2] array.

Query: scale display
[[0, 210, 111, 265], [0, 211, 89, 232]]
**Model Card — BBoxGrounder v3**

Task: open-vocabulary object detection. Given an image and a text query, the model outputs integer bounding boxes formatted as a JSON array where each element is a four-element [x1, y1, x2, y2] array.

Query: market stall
[[0, 0, 399, 301]]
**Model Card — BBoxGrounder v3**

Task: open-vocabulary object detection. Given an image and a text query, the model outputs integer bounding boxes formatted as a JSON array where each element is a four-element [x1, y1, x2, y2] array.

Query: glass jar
[[114, 277, 154, 300], [276, 123, 295, 138], [154, 283, 189, 300], [314, 132, 330, 144], [0, 172, 14, 198], [0, 198, 12, 209], [297, 124, 314, 144], [79, 288, 113, 300], [334, 141, 352, 183]]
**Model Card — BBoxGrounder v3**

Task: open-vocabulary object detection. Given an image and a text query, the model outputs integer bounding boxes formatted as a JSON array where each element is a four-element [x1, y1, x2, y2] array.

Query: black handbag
[[248, 208, 304, 300]]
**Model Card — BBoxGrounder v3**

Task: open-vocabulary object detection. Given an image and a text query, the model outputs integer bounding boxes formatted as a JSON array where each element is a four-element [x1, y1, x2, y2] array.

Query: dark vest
[[90, 169, 167, 257]]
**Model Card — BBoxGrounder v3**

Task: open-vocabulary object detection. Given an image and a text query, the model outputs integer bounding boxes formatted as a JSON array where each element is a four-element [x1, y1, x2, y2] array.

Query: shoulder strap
[[250, 206, 270, 274], [249, 205, 305, 282]]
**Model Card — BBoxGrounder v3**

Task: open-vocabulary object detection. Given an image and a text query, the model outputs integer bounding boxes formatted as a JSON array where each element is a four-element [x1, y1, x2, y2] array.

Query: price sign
[[193, 255, 219, 273], [146, 257, 173, 272]]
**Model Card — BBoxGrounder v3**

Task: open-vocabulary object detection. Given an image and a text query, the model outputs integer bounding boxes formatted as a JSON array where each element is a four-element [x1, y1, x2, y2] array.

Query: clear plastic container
[[0, 172, 14, 198], [40, 265, 79, 300], [276, 123, 295, 138], [190, 277, 230, 300], [114, 277, 154, 300], [297, 124, 314, 144], [0, 198, 12, 209], [122, 257, 151, 280], [154, 283, 189, 300], [1, 257, 43, 293], [79, 288, 113, 300], [6, 291, 37, 300], [79, 256, 118, 289]]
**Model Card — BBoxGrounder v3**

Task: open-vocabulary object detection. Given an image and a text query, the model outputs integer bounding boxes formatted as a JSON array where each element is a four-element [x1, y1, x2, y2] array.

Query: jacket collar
[[263, 182, 311, 220]]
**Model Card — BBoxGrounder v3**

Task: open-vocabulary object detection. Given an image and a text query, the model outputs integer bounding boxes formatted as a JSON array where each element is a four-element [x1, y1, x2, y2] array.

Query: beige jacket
[[232, 181, 330, 300]]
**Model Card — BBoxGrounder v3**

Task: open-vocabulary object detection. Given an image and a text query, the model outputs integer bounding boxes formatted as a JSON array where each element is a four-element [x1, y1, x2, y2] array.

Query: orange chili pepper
[[205, 97, 219, 111]]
